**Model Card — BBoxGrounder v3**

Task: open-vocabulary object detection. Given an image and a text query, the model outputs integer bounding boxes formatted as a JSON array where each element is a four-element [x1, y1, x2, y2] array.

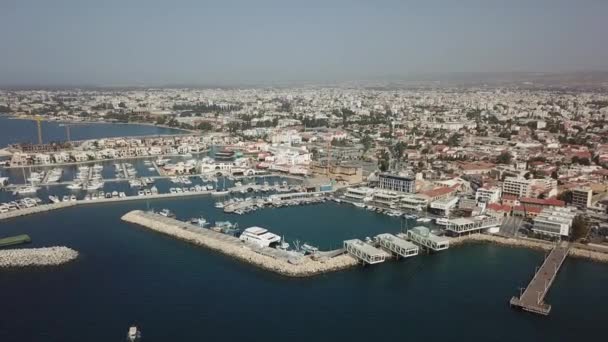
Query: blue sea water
[[0, 115, 185, 147], [0, 198, 608, 342]]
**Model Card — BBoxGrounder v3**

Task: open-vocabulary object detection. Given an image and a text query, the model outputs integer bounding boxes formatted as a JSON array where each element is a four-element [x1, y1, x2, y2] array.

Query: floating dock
[[510, 241, 570, 316], [0, 234, 32, 248]]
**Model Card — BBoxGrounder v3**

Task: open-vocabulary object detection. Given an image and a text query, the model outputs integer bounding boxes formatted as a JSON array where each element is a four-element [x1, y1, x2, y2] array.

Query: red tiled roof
[[487, 203, 512, 212], [519, 197, 565, 207], [502, 194, 517, 201], [422, 187, 456, 198], [513, 205, 543, 213]]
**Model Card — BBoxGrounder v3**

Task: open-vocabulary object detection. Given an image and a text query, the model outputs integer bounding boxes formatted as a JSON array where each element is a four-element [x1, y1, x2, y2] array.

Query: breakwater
[[0, 202, 77, 221], [121, 210, 358, 277], [0, 246, 78, 268], [451, 233, 608, 263]]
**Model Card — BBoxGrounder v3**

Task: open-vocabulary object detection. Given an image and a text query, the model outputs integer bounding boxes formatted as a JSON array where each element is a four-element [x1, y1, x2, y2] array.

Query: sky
[[1, 0, 607, 86]]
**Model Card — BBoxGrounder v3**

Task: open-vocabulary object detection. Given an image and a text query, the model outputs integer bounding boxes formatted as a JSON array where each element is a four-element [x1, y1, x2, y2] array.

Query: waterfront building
[[502, 177, 557, 198], [400, 194, 428, 211], [371, 190, 400, 207], [345, 187, 373, 201], [532, 207, 577, 237], [571, 187, 593, 209], [429, 196, 459, 216], [378, 173, 416, 193], [405, 227, 449, 251], [475, 185, 502, 203], [444, 216, 502, 235]]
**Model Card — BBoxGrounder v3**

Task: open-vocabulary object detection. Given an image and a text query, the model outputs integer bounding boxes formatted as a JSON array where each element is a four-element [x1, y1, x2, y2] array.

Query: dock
[[510, 241, 570, 315], [0, 234, 32, 248]]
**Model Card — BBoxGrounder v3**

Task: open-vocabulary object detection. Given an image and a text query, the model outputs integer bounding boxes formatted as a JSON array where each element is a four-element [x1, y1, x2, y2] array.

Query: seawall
[[0, 202, 77, 221], [0, 246, 78, 268], [121, 210, 358, 277], [451, 233, 608, 264]]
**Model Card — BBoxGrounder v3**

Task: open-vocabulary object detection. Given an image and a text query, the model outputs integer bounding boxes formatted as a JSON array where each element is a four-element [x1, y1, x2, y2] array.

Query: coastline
[[2, 113, 196, 134], [451, 233, 608, 264]]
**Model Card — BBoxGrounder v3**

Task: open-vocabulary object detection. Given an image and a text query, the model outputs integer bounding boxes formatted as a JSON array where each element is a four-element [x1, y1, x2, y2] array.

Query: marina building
[[571, 187, 592, 209], [532, 207, 577, 237], [344, 239, 387, 264], [344, 187, 373, 201], [400, 194, 428, 211], [444, 216, 502, 235], [376, 234, 419, 258], [405, 227, 449, 251], [429, 196, 459, 216], [475, 186, 502, 203], [378, 173, 416, 193]]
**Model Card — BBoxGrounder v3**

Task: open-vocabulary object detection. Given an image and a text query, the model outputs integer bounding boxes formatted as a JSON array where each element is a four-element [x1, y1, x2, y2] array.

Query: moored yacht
[[239, 226, 281, 248]]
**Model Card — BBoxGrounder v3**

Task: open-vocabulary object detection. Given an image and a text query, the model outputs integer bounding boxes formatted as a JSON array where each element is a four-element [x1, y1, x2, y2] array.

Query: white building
[[571, 187, 592, 209], [532, 207, 577, 237], [475, 186, 502, 203]]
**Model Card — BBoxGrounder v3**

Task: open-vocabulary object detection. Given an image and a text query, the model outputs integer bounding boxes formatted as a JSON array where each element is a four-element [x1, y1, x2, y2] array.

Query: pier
[[0, 246, 78, 268], [0, 234, 32, 248], [510, 241, 570, 316], [121, 210, 358, 277]]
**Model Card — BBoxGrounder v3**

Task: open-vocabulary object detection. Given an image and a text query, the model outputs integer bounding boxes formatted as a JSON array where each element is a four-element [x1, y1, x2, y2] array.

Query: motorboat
[[239, 226, 280, 248], [158, 209, 175, 218], [66, 182, 83, 191], [435, 217, 450, 226], [127, 326, 141, 341]]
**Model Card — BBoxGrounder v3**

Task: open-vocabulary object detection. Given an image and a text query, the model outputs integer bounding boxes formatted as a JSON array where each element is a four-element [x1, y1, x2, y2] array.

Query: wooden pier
[[510, 241, 570, 316]]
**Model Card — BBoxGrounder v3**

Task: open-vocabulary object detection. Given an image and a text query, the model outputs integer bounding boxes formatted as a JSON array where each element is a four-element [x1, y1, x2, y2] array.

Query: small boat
[[127, 326, 141, 341], [211, 189, 230, 196], [67, 183, 83, 191], [353, 202, 365, 208], [158, 209, 175, 218], [417, 218, 432, 223], [301, 244, 319, 255]]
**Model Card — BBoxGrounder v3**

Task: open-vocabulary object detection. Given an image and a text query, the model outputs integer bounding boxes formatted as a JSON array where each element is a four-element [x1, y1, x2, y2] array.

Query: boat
[[158, 209, 175, 218], [66, 182, 83, 191], [435, 217, 450, 226], [127, 326, 141, 341], [69, 195, 77, 202], [211, 189, 230, 196], [48, 195, 60, 203], [353, 202, 365, 208], [12, 186, 39, 195], [276, 236, 290, 250], [86, 181, 104, 191], [417, 217, 432, 223], [239, 226, 280, 248], [195, 217, 209, 228], [301, 243, 319, 255]]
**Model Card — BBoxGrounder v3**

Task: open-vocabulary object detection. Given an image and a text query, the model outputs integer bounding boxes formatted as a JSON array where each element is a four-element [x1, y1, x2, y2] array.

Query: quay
[[0, 246, 78, 268], [0, 234, 32, 248], [510, 241, 570, 316], [121, 210, 359, 277]]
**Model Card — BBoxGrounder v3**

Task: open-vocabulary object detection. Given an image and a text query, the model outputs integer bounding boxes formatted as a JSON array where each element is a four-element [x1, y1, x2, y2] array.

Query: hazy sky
[[1, 0, 607, 85]]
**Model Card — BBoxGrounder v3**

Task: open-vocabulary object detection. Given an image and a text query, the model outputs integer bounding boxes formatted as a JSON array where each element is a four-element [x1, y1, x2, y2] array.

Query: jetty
[[0, 234, 32, 248], [121, 210, 358, 277], [510, 241, 570, 315], [0, 246, 78, 267]]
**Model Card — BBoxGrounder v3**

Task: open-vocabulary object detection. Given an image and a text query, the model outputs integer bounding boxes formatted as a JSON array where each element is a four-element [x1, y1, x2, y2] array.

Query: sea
[[1, 119, 608, 342], [0, 115, 186, 148]]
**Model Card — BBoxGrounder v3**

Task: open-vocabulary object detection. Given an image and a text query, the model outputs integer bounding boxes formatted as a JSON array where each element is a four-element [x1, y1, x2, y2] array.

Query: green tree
[[496, 151, 512, 164], [360, 135, 374, 152], [571, 215, 589, 240]]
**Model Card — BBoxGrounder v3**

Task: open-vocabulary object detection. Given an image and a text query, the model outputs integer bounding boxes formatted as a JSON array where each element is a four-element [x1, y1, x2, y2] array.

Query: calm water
[[0, 115, 186, 147], [1, 198, 608, 342]]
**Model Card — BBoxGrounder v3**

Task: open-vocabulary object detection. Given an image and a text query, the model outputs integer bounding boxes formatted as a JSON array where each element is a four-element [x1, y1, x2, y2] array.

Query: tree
[[360, 135, 374, 152], [557, 190, 572, 204], [197, 122, 214, 131], [447, 133, 462, 147], [392, 141, 407, 159], [496, 151, 512, 164], [378, 150, 390, 172], [571, 215, 589, 240], [551, 170, 559, 179]]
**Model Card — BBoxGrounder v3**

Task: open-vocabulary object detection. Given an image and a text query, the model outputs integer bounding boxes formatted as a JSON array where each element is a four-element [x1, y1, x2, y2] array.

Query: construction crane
[[35, 116, 43, 145]]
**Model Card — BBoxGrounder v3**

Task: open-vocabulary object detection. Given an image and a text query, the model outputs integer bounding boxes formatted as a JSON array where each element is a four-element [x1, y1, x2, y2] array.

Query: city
[[1, 1, 608, 342]]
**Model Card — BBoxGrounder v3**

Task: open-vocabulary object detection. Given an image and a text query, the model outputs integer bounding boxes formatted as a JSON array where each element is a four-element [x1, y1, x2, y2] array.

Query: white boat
[[86, 181, 104, 191], [353, 202, 365, 208], [13, 186, 39, 195], [69, 195, 77, 202], [435, 217, 450, 226], [127, 326, 141, 341], [417, 218, 432, 223], [48, 195, 60, 203], [211, 190, 230, 196], [158, 209, 175, 217], [67, 182, 83, 190], [239, 226, 281, 248]]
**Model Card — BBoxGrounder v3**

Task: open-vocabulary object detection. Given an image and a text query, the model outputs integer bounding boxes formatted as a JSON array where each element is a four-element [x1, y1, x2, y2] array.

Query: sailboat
[[211, 177, 230, 196]]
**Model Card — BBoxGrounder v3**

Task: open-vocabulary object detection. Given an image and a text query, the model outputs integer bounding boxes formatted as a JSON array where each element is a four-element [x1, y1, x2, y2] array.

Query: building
[[475, 186, 502, 204], [571, 187, 592, 209], [502, 177, 557, 198], [378, 173, 416, 193], [532, 207, 577, 237], [429, 196, 459, 216]]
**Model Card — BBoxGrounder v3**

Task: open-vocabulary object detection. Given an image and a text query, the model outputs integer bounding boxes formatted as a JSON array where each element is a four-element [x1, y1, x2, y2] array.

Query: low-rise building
[[532, 207, 577, 237]]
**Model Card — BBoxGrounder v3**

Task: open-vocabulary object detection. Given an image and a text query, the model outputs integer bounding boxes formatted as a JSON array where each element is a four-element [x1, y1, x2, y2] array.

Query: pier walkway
[[510, 241, 570, 315]]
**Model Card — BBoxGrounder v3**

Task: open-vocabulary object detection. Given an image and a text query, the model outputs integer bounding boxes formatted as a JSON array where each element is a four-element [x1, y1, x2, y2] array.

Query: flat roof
[[376, 233, 418, 249], [379, 173, 415, 181], [244, 226, 268, 235], [344, 239, 386, 256]]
